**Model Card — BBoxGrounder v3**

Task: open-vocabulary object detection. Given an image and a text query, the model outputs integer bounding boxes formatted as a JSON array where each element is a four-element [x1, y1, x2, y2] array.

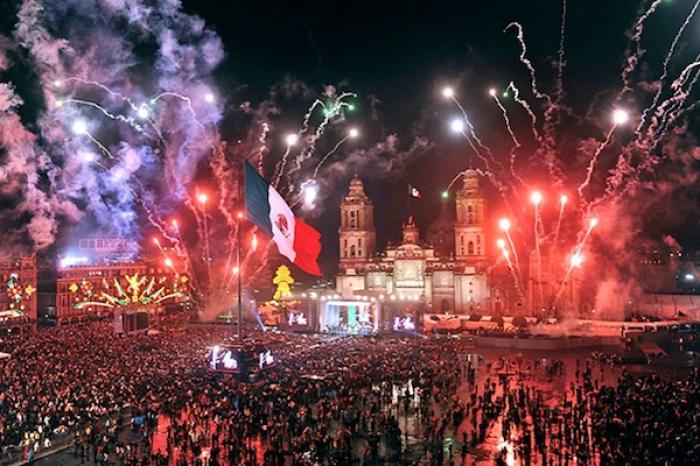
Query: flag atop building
[[244, 161, 322, 276]]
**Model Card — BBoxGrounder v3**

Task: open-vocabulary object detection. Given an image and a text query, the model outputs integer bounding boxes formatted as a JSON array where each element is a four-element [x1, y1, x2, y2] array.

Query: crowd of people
[[0, 316, 698, 465]]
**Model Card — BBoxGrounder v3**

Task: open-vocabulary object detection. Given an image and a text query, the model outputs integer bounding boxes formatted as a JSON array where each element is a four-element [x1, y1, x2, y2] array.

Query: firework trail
[[313, 134, 353, 178], [619, 0, 664, 97], [555, 0, 568, 107], [577, 125, 617, 200], [554, 218, 597, 303], [638, 0, 700, 134], [63, 98, 148, 134], [506, 82, 543, 144], [532, 201, 543, 306], [504, 22, 553, 104], [490, 90, 525, 184], [257, 122, 270, 173], [650, 58, 700, 144], [288, 91, 357, 180], [448, 94, 506, 174], [504, 22, 565, 182], [499, 222, 521, 278], [300, 99, 324, 135], [501, 250, 525, 303], [272, 143, 295, 188], [550, 196, 567, 270]]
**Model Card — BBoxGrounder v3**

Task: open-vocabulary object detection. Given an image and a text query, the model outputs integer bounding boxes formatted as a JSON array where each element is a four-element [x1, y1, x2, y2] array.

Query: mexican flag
[[244, 161, 322, 275]]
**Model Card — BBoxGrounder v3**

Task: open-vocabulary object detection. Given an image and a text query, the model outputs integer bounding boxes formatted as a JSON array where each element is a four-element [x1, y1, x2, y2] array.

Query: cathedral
[[336, 170, 512, 314]]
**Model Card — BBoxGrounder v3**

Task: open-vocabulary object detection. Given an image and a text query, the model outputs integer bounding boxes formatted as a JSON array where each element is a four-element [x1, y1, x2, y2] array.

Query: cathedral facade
[[336, 171, 502, 314]]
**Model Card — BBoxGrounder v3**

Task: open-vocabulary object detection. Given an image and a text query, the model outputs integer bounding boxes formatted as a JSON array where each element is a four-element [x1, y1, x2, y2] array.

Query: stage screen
[[320, 300, 379, 335], [209, 345, 278, 374], [281, 299, 316, 331], [393, 315, 416, 331], [382, 303, 420, 333], [209, 345, 242, 373]]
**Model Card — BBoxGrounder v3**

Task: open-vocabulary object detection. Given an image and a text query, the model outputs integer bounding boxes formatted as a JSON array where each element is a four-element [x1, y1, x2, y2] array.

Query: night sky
[[179, 0, 700, 271]]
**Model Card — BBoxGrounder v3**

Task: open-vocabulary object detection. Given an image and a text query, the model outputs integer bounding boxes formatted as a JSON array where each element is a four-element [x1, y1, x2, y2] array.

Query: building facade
[[336, 171, 493, 314], [56, 238, 190, 323]]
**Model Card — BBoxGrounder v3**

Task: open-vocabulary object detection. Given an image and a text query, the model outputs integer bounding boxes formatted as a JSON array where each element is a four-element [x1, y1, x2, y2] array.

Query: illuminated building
[[55, 238, 190, 324], [336, 171, 492, 314], [0, 255, 38, 329]]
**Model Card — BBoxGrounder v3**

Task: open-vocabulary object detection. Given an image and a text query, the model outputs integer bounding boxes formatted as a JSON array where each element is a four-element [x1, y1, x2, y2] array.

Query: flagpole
[[238, 157, 243, 342]]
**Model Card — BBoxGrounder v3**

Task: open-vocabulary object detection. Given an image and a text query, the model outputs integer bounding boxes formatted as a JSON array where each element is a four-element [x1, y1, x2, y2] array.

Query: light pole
[[236, 211, 243, 341]]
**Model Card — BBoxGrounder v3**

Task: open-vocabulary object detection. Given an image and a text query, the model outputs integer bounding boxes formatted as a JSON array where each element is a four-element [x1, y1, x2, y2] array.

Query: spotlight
[[442, 87, 454, 98]]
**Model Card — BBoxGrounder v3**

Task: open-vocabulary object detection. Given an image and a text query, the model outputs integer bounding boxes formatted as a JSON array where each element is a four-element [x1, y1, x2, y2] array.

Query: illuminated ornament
[[24, 285, 36, 296], [180, 275, 189, 283], [69, 283, 79, 293], [272, 265, 294, 301], [6, 276, 22, 303]]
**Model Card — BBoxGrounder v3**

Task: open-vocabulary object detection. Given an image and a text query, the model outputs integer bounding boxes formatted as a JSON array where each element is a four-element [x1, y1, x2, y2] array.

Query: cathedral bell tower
[[339, 176, 376, 268], [454, 169, 486, 265]]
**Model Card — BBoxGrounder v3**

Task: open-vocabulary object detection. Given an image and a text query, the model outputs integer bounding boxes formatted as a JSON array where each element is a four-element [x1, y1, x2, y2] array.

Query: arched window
[[467, 205, 474, 223], [350, 245, 356, 257], [468, 241, 474, 254]]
